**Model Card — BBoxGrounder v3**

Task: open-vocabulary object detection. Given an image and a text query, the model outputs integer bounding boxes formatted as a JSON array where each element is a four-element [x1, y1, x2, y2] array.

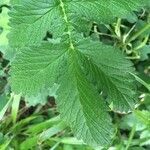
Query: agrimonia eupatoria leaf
[[10, 38, 137, 146], [8, 0, 147, 147]]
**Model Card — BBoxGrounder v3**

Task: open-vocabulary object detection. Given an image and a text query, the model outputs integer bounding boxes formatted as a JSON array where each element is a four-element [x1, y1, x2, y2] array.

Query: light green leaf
[[26, 116, 60, 135], [140, 130, 150, 146], [11, 94, 21, 123], [135, 110, 150, 130], [0, 93, 13, 121], [39, 122, 66, 142]]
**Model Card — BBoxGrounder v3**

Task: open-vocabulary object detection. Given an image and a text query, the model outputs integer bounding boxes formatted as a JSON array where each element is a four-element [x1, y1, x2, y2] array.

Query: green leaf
[[8, 0, 146, 146], [10, 42, 67, 96], [8, 0, 148, 47], [9, 0, 66, 47], [51, 137, 85, 145], [10, 37, 137, 145], [26, 116, 60, 135], [77, 39, 137, 112], [39, 122, 66, 142], [139, 45, 150, 61], [135, 110, 150, 130], [10, 40, 115, 146], [120, 113, 145, 131], [56, 51, 114, 146]]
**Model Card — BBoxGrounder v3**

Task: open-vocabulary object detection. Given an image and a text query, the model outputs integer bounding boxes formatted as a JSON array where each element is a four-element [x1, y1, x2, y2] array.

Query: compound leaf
[[8, 0, 147, 146]]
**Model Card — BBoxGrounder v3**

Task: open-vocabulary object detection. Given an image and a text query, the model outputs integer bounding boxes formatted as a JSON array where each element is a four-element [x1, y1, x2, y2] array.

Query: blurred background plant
[[0, 0, 150, 150]]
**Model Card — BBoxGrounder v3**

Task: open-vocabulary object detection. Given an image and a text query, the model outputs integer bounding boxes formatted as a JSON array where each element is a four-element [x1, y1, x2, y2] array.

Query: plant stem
[[0, 4, 11, 10], [123, 24, 136, 43], [134, 35, 149, 50], [11, 94, 21, 124], [127, 23, 150, 43], [0, 93, 14, 121], [115, 18, 121, 38], [130, 73, 150, 92], [125, 125, 136, 150]]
